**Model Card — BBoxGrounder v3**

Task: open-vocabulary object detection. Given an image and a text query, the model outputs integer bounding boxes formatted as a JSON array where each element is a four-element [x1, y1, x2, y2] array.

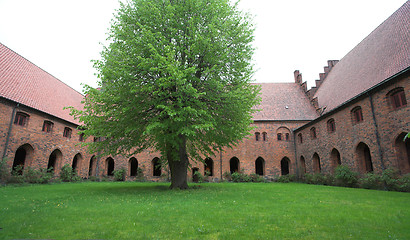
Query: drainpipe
[[368, 93, 386, 171], [2, 103, 19, 160]]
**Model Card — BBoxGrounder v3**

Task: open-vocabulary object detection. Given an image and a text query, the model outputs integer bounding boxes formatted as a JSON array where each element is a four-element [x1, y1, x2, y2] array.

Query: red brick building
[[0, 2, 408, 181]]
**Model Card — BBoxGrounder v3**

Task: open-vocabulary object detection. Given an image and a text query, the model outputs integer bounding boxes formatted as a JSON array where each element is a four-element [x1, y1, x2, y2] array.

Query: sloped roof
[[253, 83, 318, 121], [314, 1, 410, 112], [0, 43, 84, 125]]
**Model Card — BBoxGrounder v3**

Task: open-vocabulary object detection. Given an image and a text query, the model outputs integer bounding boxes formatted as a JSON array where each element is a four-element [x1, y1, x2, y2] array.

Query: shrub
[[113, 168, 126, 181], [223, 171, 232, 181], [249, 173, 265, 182], [193, 171, 204, 183], [231, 172, 251, 182], [334, 165, 359, 187], [360, 172, 384, 190], [0, 158, 9, 184], [24, 167, 54, 184], [135, 167, 145, 182], [277, 174, 297, 183], [382, 168, 400, 191], [60, 164, 80, 182], [397, 174, 410, 192]]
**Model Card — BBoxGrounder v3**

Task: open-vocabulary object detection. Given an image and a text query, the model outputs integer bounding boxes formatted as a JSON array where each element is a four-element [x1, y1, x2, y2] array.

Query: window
[[285, 133, 290, 141], [63, 127, 72, 138], [42, 121, 53, 133], [351, 107, 363, 124], [298, 133, 303, 144], [327, 119, 336, 133], [310, 127, 317, 139], [262, 132, 267, 141], [14, 112, 29, 126], [79, 133, 85, 142], [255, 132, 260, 141], [389, 88, 407, 109], [277, 133, 282, 141]]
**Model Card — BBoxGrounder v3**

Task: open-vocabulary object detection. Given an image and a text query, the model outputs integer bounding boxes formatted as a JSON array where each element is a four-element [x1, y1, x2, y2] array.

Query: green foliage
[[68, 0, 260, 189], [0, 158, 9, 184], [249, 173, 266, 183], [222, 171, 232, 181], [23, 167, 54, 184], [231, 172, 252, 182], [192, 171, 204, 183], [135, 167, 146, 182], [276, 174, 297, 183], [60, 164, 80, 182], [360, 172, 384, 190], [113, 168, 126, 181], [334, 165, 359, 187]]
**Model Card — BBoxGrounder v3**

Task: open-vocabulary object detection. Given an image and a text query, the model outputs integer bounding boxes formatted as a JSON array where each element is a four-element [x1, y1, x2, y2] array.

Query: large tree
[[71, 0, 260, 189]]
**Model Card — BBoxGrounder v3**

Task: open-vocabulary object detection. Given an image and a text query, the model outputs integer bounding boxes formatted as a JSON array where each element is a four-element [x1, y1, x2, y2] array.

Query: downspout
[[2, 103, 19, 160], [368, 93, 386, 171]]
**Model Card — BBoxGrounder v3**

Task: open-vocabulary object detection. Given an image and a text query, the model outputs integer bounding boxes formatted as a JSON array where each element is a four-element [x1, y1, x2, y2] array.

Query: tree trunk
[[168, 135, 189, 189]]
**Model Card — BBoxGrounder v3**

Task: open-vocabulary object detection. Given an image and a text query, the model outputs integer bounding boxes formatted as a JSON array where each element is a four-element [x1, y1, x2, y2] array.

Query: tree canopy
[[70, 0, 260, 189]]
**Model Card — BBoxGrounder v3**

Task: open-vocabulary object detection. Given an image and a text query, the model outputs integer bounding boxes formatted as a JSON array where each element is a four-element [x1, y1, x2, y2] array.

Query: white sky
[[0, 0, 407, 93]]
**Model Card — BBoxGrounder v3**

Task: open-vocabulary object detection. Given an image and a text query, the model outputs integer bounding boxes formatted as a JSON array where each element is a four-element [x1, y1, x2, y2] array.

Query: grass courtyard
[[0, 182, 409, 239]]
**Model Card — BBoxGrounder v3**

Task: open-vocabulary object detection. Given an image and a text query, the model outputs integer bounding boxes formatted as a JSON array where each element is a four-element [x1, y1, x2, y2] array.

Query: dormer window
[[351, 106, 363, 124], [14, 112, 29, 126], [327, 119, 336, 133], [63, 127, 72, 138]]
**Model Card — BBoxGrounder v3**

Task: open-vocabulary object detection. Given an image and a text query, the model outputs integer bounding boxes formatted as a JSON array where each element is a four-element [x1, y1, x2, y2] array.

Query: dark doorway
[[153, 157, 161, 176], [72, 153, 82, 174], [192, 167, 199, 182], [204, 158, 214, 176], [12, 147, 26, 175], [230, 157, 240, 173], [106, 157, 115, 176], [89, 156, 95, 177], [330, 148, 341, 173], [313, 153, 321, 173], [300, 156, 306, 174], [356, 142, 373, 173], [255, 157, 265, 175], [129, 157, 138, 176], [281, 157, 290, 175], [395, 133, 410, 174]]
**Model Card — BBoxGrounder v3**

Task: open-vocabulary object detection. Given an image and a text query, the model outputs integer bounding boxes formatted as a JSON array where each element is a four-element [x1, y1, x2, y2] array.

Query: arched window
[[48, 149, 62, 173], [129, 157, 138, 176], [327, 119, 336, 133], [330, 148, 341, 173], [356, 142, 373, 173], [255, 132, 260, 141], [230, 157, 240, 173], [262, 132, 267, 141], [351, 106, 363, 124], [388, 87, 407, 109], [277, 127, 291, 141], [298, 133, 303, 144], [255, 157, 264, 175], [394, 133, 410, 174], [285, 133, 290, 141], [312, 153, 321, 173], [281, 157, 290, 175], [277, 133, 282, 141], [106, 157, 115, 176], [14, 112, 29, 126], [204, 158, 214, 176], [42, 120, 53, 133], [152, 157, 161, 176], [310, 127, 317, 139], [63, 127, 72, 138]]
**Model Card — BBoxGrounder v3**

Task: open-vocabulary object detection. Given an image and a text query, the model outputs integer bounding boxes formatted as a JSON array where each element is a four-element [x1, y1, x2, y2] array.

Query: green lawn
[[0, 182, 409, 240]]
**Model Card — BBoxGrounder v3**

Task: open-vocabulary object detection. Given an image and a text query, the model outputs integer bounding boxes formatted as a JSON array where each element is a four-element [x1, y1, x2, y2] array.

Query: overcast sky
[[0, 0, 407, 93]]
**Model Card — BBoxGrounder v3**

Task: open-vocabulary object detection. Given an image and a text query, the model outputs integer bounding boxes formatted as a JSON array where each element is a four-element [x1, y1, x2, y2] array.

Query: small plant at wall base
[[60, 164, 80, 182], [113, 168, 126, 181], [334, 165, 359, 187]]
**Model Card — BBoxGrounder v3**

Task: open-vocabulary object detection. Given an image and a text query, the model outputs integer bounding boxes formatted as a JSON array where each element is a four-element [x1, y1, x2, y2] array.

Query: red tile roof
[[0, 43, 84, 125], [253, 83, 318, 121], [314, 1, 410, 112]]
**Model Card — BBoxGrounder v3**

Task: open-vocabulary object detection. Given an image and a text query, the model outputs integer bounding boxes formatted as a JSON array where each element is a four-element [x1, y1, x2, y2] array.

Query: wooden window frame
[[42, 120, 54, 133], [14, 112, 29, 126], [63, 127, 72, 138]]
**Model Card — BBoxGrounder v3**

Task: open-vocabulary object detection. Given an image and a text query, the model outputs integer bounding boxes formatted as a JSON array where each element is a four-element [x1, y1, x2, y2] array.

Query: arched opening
[[72, 153, 82, 174], [300, 156, 306, 174], [88, 156, 96, 177], [395, 133, 410, 174], [255, 157, 265, 175], [12, 144, 34, 175], [129, 157, 138, 176], [192, 167, 199, 182], [204, 158, 214, 176], [330, 148, 341, 173], [230, 157, 240, 173], [48, 149, 62, 174], [356, 142, 373, 173], [152, 157, 161, 176], [281, 157, 290, 175], [312, 153, 321, 173], [106, 157, 115, 176]]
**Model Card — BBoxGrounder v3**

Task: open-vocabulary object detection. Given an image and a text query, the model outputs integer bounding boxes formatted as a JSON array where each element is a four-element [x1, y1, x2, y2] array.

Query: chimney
[[294, 70, 302, 84]]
